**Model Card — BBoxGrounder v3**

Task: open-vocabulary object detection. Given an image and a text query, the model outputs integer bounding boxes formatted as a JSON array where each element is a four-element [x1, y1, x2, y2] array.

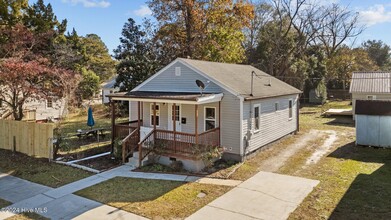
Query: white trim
[[239, 97, 244, 156], [149, 103, 160, 127], [367, 95, 376, 100], [253, 104, 261, 132], [109, 93, 223, 105], [204, 106, 216, 131], [132, 58, 241, 98], [288, 99, 293, 120], [168, 103, 182, 132]]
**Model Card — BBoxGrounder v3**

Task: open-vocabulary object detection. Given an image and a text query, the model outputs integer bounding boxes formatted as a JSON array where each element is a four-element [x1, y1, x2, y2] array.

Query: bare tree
[[317, 4, 364, 58]]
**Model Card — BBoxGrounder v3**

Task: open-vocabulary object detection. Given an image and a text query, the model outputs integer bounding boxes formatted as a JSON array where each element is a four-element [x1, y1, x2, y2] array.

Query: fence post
[[13, 136, 16, 153]]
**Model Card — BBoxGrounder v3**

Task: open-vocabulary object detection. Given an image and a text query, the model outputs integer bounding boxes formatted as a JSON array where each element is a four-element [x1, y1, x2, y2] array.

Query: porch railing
[[114, 120, 141, 140], [121, 128, 139, 163]]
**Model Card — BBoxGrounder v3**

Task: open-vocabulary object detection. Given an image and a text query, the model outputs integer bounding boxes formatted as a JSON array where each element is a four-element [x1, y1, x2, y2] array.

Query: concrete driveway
[[187, 171, 319, 220]]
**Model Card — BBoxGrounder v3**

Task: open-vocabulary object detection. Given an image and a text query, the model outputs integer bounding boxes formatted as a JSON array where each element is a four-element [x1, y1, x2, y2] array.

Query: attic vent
[[175, 67, 181, 76]]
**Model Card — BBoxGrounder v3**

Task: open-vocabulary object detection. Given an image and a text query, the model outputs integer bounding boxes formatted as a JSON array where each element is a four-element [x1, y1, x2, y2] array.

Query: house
[[355, 100, 391, 148], [350, 72, 391, 118], [108, 58, 301, 171], [0, 93, 66, 121], [101, 76, 119, 104]]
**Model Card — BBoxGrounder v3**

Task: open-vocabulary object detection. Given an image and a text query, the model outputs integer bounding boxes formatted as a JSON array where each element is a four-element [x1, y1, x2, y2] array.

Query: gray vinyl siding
[[142, 102, 169, 129], [133, 61, 242, 156], [352, 93, 391, 117], [220, 93, 241, 155], [243, 94, 298, 153], [139, 102, 220, 135], [137, 62, 222, 93], [129, 101, 138, 121]]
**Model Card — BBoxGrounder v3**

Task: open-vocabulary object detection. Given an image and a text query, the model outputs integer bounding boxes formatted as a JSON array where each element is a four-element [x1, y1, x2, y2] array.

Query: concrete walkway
[[0, 165, 240, 219], [187, 171, 319, 220]]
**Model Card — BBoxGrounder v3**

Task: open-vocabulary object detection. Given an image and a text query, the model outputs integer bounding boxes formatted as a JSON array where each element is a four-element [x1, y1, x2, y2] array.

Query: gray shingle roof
[[101, 76, 118, 89], [350, 72, 391, 93], [179, 58, 302, 99]]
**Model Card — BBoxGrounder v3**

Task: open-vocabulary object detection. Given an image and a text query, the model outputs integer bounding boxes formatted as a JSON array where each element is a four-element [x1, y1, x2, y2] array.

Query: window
[[275, 102, 279, 111], [47, 98, 53, 108], [175, 67, 181, 76], [205, 107, 216, 131], [289, 100, 293, 119], [150, 103, 160, 126], [254, 104, 260, 131], [367, 95, 376, 100], [171, 105, 180, 121]]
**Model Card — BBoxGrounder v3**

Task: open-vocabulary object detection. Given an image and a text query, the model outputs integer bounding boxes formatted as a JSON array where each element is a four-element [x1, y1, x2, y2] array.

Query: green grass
[[55, 104, 127, 156], [0, 198, 11, 208], [0, 149, 92, 188], [6, 213, 49, 220], [219, 101, 391, 219], [75, 177, 232, 219]]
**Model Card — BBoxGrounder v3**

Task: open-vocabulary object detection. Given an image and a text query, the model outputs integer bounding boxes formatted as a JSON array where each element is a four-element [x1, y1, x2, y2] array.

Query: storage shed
[[355, 100, 391, 147]]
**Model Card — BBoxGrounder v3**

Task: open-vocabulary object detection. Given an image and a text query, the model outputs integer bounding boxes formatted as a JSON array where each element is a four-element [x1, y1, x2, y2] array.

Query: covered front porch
[[108, 91, 223, 167]]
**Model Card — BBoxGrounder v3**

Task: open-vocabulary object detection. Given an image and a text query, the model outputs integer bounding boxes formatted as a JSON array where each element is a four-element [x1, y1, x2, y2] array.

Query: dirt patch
[[75, 155, 121, 171], [305, 130, 338, 165], [259, 130, 324, 172]]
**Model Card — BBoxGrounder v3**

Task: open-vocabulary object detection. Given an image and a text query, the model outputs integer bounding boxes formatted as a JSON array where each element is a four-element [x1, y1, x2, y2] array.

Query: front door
[[168, 103, 181, 132]]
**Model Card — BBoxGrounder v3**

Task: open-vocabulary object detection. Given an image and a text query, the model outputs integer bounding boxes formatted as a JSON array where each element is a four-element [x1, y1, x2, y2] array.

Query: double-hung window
[[253, 104, 260, 131], [47, 98, 53, 108], [205, 107, 216, 131]]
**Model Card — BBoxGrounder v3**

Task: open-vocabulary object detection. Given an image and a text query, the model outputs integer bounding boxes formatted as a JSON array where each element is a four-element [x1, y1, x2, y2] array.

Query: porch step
[[126, 151, 151, 167]]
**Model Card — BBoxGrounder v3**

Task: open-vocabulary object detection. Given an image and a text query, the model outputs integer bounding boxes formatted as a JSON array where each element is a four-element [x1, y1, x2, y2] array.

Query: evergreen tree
[[114, 18, 161, 91]]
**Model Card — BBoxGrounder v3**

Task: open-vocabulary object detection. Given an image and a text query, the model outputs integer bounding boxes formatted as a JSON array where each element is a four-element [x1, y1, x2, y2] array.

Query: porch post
[[137, 101, 141, 129], [153, 102, 157, 140], [195, 105, 198, 145], [218, 101, 221, 146], [110, 99, 115, 153], [138, 101, 142, 167], [173, 103, 176, 152]]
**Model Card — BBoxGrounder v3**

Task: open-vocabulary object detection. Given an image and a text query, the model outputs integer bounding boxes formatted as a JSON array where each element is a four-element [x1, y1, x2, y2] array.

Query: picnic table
[[76, 128, 106, 139]]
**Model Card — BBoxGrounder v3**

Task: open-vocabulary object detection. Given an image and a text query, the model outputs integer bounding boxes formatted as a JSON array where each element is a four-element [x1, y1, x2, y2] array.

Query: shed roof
[[350, 72, 391, 94], [178, 58, 301, 100], [355, 100, 391, 116]]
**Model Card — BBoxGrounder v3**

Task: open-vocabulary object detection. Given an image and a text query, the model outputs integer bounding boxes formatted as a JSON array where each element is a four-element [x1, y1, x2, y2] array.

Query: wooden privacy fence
[[0, 119, 54, 159]]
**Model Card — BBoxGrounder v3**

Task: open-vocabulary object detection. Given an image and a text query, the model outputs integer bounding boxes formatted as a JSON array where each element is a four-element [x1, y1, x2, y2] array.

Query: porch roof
[[108, 91, 223, 104]]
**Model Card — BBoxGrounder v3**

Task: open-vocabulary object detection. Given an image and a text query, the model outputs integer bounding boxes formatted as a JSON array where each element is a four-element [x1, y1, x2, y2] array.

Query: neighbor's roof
[[356, 100, 391, 116], [350, 72, 391, 94], [178, 58, 302, 100], [101, 76, 118, 89]]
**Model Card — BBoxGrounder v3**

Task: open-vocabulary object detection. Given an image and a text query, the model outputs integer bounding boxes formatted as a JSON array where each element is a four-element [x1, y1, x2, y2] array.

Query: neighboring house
[[101, 76, 119, 104], [355, 100, 391, 148], [108, 58, 301, 171], [0, 94, 66, 121], [350, 72, 391, 118]]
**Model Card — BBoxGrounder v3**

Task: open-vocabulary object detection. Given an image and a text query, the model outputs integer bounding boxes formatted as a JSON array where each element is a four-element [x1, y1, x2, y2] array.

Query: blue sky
[[30, 0, 391, 54]]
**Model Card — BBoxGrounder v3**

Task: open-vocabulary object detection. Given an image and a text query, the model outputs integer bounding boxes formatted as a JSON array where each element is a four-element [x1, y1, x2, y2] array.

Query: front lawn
[[75, 177, 232, 219], [0, 149, 92, 188]]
